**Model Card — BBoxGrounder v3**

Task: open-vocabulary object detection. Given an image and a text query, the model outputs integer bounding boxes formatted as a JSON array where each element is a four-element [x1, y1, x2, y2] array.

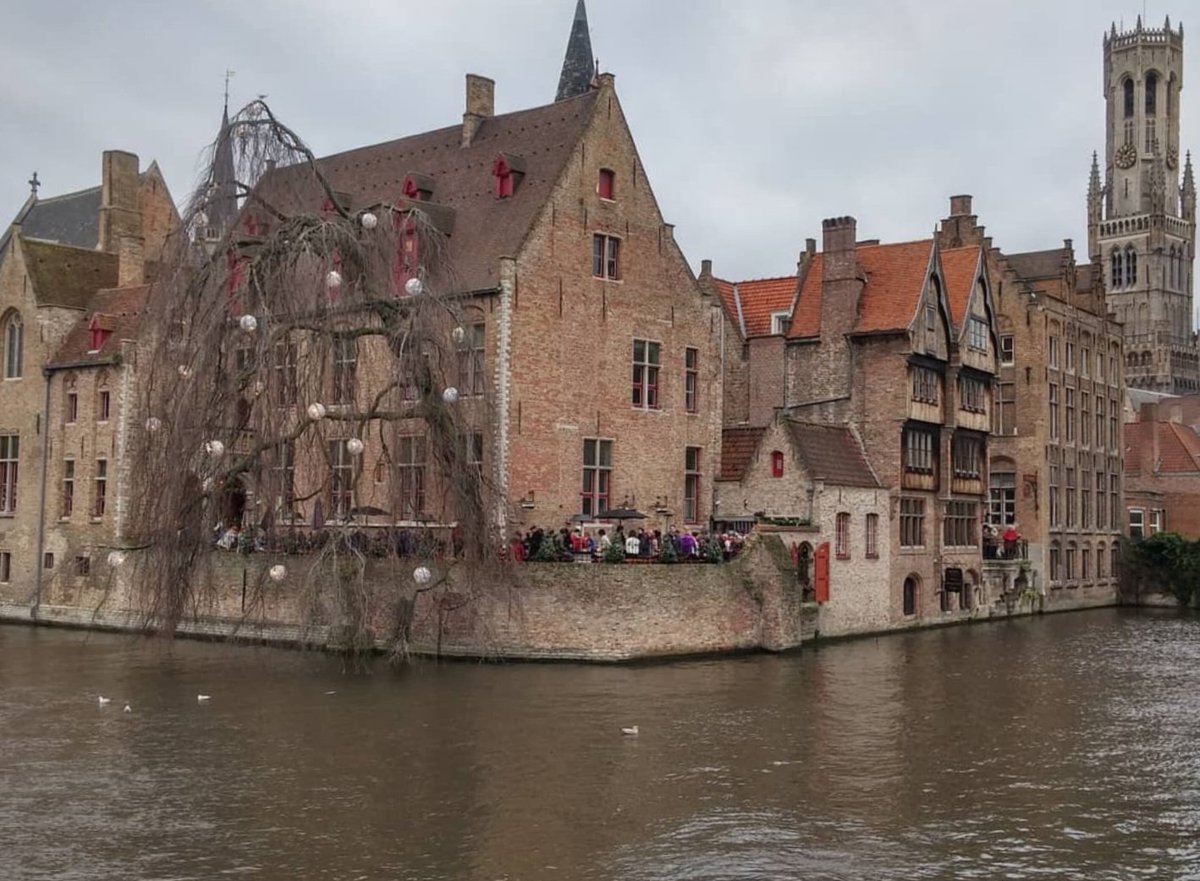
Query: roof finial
[[555, 0, 595, 102], [223, 69, 235, 114], [27, 171, 40, 197]]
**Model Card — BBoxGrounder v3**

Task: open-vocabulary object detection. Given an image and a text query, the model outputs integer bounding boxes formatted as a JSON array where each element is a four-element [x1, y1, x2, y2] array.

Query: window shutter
[[814, 542, 830, 604]]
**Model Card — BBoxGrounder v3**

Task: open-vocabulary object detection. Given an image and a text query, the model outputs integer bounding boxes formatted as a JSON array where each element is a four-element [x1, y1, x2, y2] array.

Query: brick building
[[1124, 400, 1200, 538], [0, 153, 176, 603], [707, 216, 1000, 627], [937, 196, 1125, 606]]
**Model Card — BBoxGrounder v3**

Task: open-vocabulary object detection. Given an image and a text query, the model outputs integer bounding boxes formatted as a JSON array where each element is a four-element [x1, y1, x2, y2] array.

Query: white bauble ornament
[[205, 440, 225, 458], [268, 564, 287, 583], [451, 326, 466, 344], [177, 365, 194, 379], [404, 277, 423, 297], [360, 212, 378, 230], [238, 314, 258, 333], [441, 387, 460, 404], [306, 402, 327, 421], [145, 417, 162, 433], [326, 270, 343, 290], [107, 551, 126, 568], [413, 566, 432, 585], [252, 380, 267, 398], [346, 438, 365, 456]]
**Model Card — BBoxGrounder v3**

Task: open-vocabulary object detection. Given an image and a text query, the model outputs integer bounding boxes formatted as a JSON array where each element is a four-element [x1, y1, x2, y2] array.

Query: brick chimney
[[462, 74, 495, 148], [117, 235, 144, 287], [820, 216, 862, 339], [949, 194, 973, 216], [98, 150, 141, 253]]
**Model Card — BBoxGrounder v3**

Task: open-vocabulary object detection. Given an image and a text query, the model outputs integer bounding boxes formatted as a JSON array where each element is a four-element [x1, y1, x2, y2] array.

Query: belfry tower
[[1089, 16, 1198, 393]]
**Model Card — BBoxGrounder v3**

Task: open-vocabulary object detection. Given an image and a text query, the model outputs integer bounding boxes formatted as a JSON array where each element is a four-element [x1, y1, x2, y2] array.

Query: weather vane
[[224, 69, 236, 111]]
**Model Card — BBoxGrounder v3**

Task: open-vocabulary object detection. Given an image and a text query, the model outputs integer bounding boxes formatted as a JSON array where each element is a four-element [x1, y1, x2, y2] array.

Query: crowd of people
[[982, 523, 1024, 560], [508, 523, 746, 563]]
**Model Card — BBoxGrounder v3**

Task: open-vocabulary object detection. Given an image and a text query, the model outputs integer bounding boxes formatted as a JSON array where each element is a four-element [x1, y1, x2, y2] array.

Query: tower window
[[1145, 72, 1158, 116], [598, 168, 615, 200], [1125, 247, 1137, 287], [1123, 78, 1134, 119]]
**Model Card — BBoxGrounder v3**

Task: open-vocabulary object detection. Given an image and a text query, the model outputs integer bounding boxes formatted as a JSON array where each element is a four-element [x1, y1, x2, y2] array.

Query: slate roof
[[48, 285, 149, 368], [1008, 248, 1066, 280], [713, 276, 797, 338], [789, 239, 936, 338], [786, 421, 880, 487], [718, 426, 766, 480], [256, 89, 600, 294], [1124, 421, 1200, 475], [21, 237, 118, 310], [19, 186, 102, 249]]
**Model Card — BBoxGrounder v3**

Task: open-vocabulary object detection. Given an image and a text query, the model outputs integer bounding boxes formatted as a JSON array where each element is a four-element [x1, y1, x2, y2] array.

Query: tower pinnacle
[[555, 0, 595, 102]]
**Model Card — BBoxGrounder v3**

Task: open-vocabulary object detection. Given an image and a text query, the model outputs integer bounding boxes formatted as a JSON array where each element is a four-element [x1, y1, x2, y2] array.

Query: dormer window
[[87, 314, 113, 353], [493, 154, 525, 199], [402, 174, 433, 202], [598, 168, 615, 200], [770, 312, 790, 335]]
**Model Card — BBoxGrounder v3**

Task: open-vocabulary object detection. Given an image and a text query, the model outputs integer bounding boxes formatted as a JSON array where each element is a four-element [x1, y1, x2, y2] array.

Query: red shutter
[[814, 542, 830, 604], [771, 451, 784, 478], [598, 168, 615, 199]]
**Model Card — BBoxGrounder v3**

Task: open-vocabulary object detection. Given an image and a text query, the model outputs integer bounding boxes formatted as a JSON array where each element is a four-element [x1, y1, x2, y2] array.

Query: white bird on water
[[621, 725, 639, 736], [197, 694, 211, 702], [123, 704, 132, 713], [97, 696, 112, 706]]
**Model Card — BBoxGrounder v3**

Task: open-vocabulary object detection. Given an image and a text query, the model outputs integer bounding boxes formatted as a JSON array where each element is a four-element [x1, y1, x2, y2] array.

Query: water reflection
[[2, 609, 1199, 880]]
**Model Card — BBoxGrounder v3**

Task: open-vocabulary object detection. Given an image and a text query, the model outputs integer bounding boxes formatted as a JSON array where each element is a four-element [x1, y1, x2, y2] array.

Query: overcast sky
[[1, 0, 1195, 280]]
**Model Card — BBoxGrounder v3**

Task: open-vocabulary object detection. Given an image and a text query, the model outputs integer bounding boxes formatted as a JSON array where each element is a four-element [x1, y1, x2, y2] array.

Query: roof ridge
[[27, 184, 102, 205]]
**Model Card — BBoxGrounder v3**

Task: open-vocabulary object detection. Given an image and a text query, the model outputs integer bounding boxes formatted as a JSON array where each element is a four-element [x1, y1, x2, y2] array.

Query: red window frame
[[493, 157, 515, 199], [598, 168, 615, 200], [835, 512, 850, 559], [771, 450, 784, 479], [684, 347, 698, 413]]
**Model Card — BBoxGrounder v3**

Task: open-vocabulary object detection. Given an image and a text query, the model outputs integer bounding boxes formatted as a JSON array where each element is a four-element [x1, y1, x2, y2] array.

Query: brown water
[[2, 609, 1199, 880]]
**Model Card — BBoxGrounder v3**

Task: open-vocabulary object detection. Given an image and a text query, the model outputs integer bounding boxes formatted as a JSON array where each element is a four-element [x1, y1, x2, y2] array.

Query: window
[[902, 576, 918, 616], [684, 446, 701, 523], [597, 168, 615, 200], [62, 459, 75, 519], [944, 501, 978, 548], [770, 450, 784, 479], [1048, 336, 1059, 368], [458, 323, 486, 397], [75, 556, 90, 577], [1146, 72, 1158, 116], [865, 513, 879, 559], [91, 459, 108, 518], [1081, 393, 1090, 446], [1150, 509, 1163, 535], [1096, 471, 1107, 529], [996, 382, 1016, 436], [1123, 77, 1135, 118], [1125, 247, 1138, 286], [394, 218, 420, 288], [1096, 397, 1106, 448], [493, 155, 517, 199], [1082, 547, 1091, 580], [1050, 543, 1061, 583], [631, 339, 661, 409], [1110, 405, 1119, 449], [329, 440, 354, 519], [1048, 383, 1059, 440], [1112, 544, 1120, 579], [684, 347, 698, 414], [0, 551, 9, 583], [43, 552, 54, 570], [989, 472, 1016, 526], [1097, 543, 1107, 578], [395, 435, 426, 519], [1110, 475, 1120, 531], [834, 512, 851, 559], [592, 234, 621, 280], [1081, 475, 1092, 528], [904, 428, 936, 474], [1081, 347, 1090, 378], [467, 432, 484, 470], [952, 434, 983, 479], [959, 376, 987, 413], [968, 317, 988, 352], [900, 498, 925, 548], [912, 367, 939, 404], [3, 312, 22, 379], [274, 442, 295, 518], [273, 341, 298, 406], [332, 337, 357, 405], [97, 390, 111, 423], [1049, 464, 1060, 526], [1097, 351, 1106, 383], [0, 435, 17, 515], [770, 312, 789, 335], [66, 391, 78, 424], [1065, 468, 1076, 527], [1000, 334, 1014, 365], [1065, 341, 1075, 374], [581, 438, 612, 517], [1066, 543, 1077, 581], [1065, 388, 1075, 443]]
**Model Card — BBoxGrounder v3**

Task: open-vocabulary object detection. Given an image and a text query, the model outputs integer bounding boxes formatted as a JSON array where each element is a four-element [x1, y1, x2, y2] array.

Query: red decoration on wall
[[814, 542, 830, 604], [771, 450, 784, 478]]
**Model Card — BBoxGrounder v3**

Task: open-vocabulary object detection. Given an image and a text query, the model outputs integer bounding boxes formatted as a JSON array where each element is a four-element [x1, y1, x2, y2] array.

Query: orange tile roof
[[788, 240, 935, 338], [49, 285, 150, 368], [732, 276, 799, 338], [1125, 421, 1200, 474], [940, 246, 981, 334], [718, 426, 767, 481], [713, 278, 741, 334]]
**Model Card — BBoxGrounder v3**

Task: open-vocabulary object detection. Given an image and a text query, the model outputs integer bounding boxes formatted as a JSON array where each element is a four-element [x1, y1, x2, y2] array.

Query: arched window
[[1125, 247, 1138, 286], [1111, 248, 1124, 289], [2, 311, 22, 379], [902, 576, 918, 617], [1097, 542, 1107, 578], [1050, 541, 1061, 583], [1146, 72, 1158, 115], [1123, 78, 1135, 119], [1169, 246, 1177, 288], [835, 512, 850, 559]]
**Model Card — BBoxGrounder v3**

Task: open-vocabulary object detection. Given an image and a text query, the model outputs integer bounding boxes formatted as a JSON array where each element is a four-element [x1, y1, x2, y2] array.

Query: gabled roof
[[941, 246, 981, 334], [1008, 248, 1067, 281], [21, 237, 118, 310], [256, 90, 600, 294], [789, 239, 936, 338], [785, 421, 880, 488], [16, 185, 102, 250], [718, 426, 767, 480], [713, 276, 797, 338], [1125, 421, 1200, 474], [48, 285, 149, 368]]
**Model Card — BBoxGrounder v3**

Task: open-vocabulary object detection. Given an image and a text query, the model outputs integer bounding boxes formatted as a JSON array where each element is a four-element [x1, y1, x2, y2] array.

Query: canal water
[[2, 608, 1199, 880]]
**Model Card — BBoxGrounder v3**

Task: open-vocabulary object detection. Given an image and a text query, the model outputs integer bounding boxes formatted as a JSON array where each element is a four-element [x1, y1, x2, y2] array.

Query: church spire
[[1184, 152, 1196, 222], [555, 0, 595, 102], [206, 98, 238, 238]]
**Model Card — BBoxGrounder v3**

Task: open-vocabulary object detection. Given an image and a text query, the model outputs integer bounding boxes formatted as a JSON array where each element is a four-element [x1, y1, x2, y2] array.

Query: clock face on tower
[[1115, 143, 1137, 169]]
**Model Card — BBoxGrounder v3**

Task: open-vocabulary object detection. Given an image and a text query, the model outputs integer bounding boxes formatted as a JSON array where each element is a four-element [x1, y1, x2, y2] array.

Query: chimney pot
[[700, 259, 712, 278], [949, 194, 973, 217]]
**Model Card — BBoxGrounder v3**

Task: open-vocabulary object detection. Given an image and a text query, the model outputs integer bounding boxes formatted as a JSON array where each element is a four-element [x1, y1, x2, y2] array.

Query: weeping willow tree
[[126, 100, 505, 657]]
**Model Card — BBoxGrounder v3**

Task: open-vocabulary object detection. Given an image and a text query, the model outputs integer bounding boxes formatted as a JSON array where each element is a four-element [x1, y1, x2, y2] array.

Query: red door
[[814, 542, 830, 604]]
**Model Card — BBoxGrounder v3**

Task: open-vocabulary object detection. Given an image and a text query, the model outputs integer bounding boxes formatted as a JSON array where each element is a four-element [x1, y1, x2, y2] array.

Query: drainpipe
[[32, 366, 52, 619]]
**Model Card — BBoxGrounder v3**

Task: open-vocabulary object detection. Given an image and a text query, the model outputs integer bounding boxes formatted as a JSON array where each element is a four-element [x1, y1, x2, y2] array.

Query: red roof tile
[[48, 285, 150, 368], [786, 421, 879, 487], [726, 276, 798, 338], [1125, 421, 1200, 474], [940, 246, 981, 334], [718, 426, 767, 481], [713, 278, 741, 334]]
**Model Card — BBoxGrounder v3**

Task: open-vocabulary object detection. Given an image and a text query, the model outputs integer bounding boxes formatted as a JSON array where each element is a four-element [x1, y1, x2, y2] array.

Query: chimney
[[595, 72, 616, 90], [949, 194, 973, 216], [117, 235, 144, 287], [98, 150, 142, 253], [821, 216, 858, 283], [462, 74, 495, 148], [699, 259, 712, 279]]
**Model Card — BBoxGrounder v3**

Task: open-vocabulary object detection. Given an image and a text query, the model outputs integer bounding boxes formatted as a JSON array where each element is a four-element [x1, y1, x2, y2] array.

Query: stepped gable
[[255, 90, 600, 294], [21, 237, 118, 310], [718, 426, 767, 480], [785, 421, 879, 487], [1007, 247, 1067, 281], [789, 239, 935, 338], [48, 284, 149, 367]]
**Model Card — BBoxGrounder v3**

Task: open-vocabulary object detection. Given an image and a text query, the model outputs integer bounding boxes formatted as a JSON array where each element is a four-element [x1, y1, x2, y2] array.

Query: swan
[[197, 694, 211, 702], [97, 696, 111, 706], [123, 704, 132, 713], [621, 725, 639, 736]]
